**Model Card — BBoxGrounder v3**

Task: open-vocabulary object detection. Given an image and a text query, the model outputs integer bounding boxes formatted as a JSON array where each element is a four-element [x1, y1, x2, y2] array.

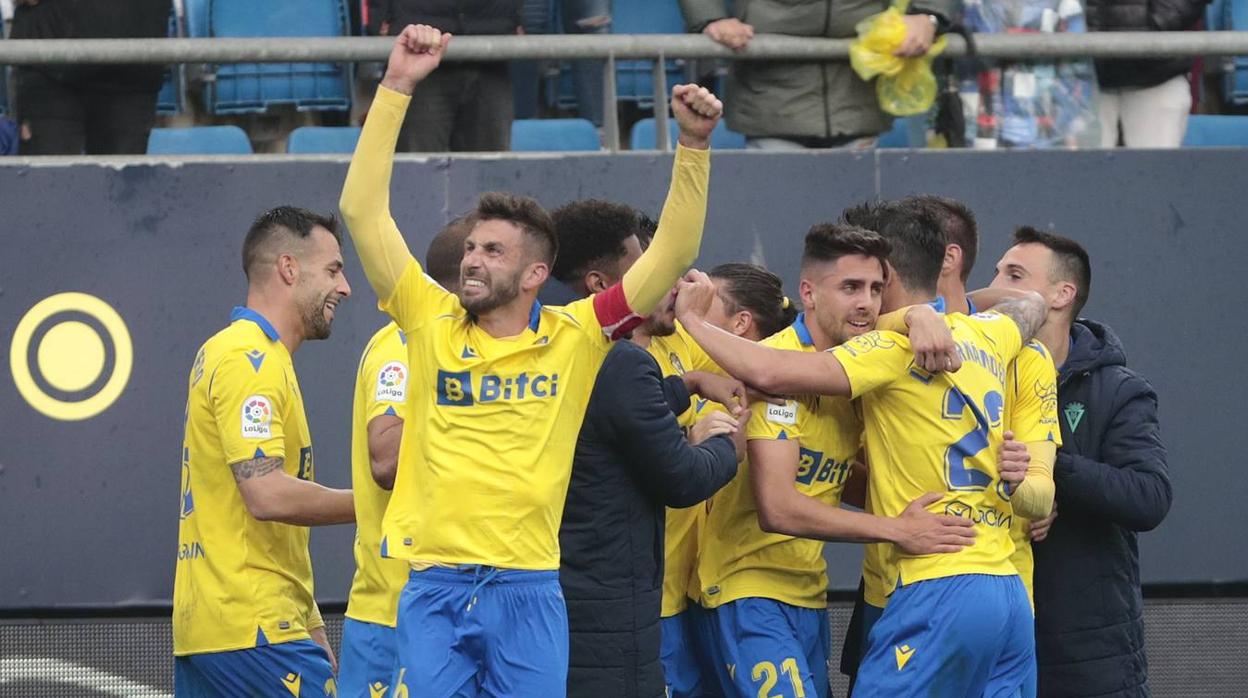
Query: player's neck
[[473, 300, 533, 339], [938, 280, 970, 314], [243, 294, 303, 355], [889, 289, 937, 311], [630, 329, 653, 348], [1038, 317, 1073, 369]]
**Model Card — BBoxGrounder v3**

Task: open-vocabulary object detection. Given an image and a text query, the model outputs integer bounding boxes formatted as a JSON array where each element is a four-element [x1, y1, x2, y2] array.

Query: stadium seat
[[156, 9, 182, 115], [628, 118, 746, 150], [287, 126, 362, 154], [877, 116, 925, 148], [205, 0, 352, 114], [185, 0, 211, 37], [147, 126, 254, 154], [511, 119, 601, 151], [1223, 0, 1248, 104], [1182, 115, 1248, 147], [610, 0, 687, 107]]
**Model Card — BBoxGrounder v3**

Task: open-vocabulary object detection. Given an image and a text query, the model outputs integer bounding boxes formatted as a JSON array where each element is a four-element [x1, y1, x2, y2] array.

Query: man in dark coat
[[990, 226, 1172, 698], [552, 199, 741, 697]]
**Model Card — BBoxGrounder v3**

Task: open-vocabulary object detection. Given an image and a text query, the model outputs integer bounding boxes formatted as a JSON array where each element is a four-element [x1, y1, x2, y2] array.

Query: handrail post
[[653, 52, 669, 152], [603, 53, 619, 152]]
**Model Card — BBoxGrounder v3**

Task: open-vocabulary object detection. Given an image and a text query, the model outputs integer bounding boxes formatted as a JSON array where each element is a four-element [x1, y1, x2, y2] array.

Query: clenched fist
[[381, 24, 452, 95], [671, 84, 724, 149]]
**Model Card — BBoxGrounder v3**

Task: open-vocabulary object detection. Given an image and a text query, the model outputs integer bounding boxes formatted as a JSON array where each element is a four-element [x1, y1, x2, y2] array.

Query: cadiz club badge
[[9, 292, 134, 421]]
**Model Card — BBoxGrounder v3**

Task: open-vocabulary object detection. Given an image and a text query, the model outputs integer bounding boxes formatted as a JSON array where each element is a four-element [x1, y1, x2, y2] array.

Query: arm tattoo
[[230, 456, 284, 482], [991, 294, 1047, 342]]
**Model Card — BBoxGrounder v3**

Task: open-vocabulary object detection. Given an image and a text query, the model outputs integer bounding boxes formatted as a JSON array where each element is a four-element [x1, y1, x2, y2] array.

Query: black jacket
[[381, 0, 520, 36], [560, 341, 738, 698], [1033, 319, 1172, 698], [1084, 0, 1208, 89]]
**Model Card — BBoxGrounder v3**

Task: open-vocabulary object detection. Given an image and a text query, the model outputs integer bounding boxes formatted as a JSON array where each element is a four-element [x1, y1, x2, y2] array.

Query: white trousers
[[1098, 74, 1192, 148]]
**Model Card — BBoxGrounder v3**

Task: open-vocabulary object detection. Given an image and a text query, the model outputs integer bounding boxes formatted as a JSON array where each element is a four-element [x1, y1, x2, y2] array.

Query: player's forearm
[[339, 85, 416, 303], [368, 420, 404, 490], [251, 476, 355, 526], [1011, 441, 1056, 520], [758, 492, 900, 544], [621, 145, 710, 314], [681, 319, 850, 396]]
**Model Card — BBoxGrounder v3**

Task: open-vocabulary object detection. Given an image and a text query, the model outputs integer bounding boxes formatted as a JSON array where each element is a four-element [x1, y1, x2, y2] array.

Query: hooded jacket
[[1033, 319, 1172, 698]]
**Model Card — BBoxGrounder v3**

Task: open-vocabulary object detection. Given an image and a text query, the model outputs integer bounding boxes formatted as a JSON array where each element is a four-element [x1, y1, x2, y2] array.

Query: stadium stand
[[628, 117, 746, 150], [1182, 114, 1248, 146], [1220, 0, 1248, 104], [511, 118, 601, 151], [185, 0, 211, 38], [204, 0, 352, 114], [286, 125, 362, 153], [156, 9, 182, 116], [147, 125, 254, 154], [876, 116, 924, 148]]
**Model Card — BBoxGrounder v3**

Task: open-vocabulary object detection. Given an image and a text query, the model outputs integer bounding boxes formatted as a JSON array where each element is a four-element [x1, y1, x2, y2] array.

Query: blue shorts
[[855, 574, 1035, 698], [859, 602, 884, 662], [175, 639, 335, 697], [661, 605, 722, 698], [392, 566, 568, 698], [702, 598, 829, 698], [338, 618, 398, 698]]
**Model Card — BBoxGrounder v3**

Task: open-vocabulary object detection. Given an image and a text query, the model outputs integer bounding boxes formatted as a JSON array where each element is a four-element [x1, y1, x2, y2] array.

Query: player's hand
[[689, 410, 740, 447], [671, 84, 723, 150], [683, 371, 747, 417], [381, 24, 452, 95], [998, 431, 1030, 490], [1030, 503, 1057, 542], [746, 386, 788, 407], [895, 492, 976, 555], [906, 304, 960, 373], [896, 15, 937, 57], [703, 18, 754, 51], [674, 269, 717, 325], [309, 626, 337, 675]]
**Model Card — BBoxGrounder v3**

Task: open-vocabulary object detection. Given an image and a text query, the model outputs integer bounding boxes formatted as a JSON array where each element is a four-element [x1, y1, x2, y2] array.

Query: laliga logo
[[380, 364, 405, 387], [244, 399, 270, 424], [8, 292, 133, 421]]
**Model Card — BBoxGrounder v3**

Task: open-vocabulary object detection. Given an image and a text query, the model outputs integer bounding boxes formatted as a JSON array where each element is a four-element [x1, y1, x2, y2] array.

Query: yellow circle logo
[[9, 292, 134, 421]]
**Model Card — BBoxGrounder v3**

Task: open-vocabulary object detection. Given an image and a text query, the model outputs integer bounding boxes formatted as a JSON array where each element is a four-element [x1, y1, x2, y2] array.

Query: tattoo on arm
[[230, 456, 283, 482], [991, 294, 1046, 342]]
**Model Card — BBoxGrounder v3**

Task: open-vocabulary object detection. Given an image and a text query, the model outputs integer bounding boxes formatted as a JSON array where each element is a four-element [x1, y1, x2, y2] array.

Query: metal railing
[[3, 33, 1246, 151]]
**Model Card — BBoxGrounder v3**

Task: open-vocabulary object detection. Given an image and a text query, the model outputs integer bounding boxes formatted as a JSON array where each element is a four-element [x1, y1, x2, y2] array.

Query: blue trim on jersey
[[528, 300, 543, 333], [793, 312, 814, 346], [928, 296, 947, 313], [384, 405, 398, 417], [398, 329, 407, 345], [965, 296, 978, 315], [230, 306, 281, 342]]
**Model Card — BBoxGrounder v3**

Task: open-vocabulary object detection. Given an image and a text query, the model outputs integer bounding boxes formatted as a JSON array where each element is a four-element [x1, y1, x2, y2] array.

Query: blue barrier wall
[[1, 149, 1243, 611]]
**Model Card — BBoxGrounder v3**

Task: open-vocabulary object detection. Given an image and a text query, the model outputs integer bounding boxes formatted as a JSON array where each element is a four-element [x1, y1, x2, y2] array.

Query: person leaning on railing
[[679, 0, 955, 150]]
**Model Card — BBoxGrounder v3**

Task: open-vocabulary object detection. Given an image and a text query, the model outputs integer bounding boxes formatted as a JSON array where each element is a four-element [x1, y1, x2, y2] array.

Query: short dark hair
[[838, 200, 891, 233], [869, 202, 946, 294], [242, 205, 340, 280], [801, 223, 892, 275], [636, 212, 659, 250], [709, 263, 798, 339], [474, 192, 558, 267], [425, 213, 477, 290], [904, 195, 979, 281], [1013, 226, 1092, 316], [550, 200, 640, 284]]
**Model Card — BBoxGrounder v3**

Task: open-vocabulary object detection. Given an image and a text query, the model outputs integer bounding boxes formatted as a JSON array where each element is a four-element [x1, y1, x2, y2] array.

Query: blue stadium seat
[[185, 0, 211, 37], [157, 9, 182, 115], [628, 118, 746, 150], [1223, 0, 1248, 104], [206, 0, 352, 114], [610, 0, 687, 107], [1182, 115, 1248, 147], [147, 126, 254, 154], [511, 119, 601, 151], [287, 126, 362, 154], [877, 116, 925, 148]]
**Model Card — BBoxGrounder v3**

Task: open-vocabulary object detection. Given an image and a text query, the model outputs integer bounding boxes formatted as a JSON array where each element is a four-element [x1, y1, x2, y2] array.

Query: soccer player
[[673, 203, 1049, 696], [173, 206, 355, 697], [338, 24, 724, 696], [338, 216, 474, 698]]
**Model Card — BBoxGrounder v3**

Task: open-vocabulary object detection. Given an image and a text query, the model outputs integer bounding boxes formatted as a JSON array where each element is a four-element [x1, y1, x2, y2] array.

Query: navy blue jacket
[[1033, 319, 1172, 698], [560, 341, 737, 698]]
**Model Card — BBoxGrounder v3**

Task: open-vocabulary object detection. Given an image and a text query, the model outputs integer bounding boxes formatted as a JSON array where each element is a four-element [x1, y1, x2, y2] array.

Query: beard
[[458, 268, 522, 316], [301, 290, 338, 341], [640, 312, 677, 337]]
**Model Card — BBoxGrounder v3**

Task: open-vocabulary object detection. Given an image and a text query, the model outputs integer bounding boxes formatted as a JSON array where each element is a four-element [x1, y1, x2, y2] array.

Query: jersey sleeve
[[828, 331, 914, 399], [969, 310, 1025, 364], [378, 258, 461, 333], [209, 351, 290, 465], [746, 397, 808, 443], [1009, 341, 1062, 447], [362, 337, 410, 424], [556, 283, 648, 349]]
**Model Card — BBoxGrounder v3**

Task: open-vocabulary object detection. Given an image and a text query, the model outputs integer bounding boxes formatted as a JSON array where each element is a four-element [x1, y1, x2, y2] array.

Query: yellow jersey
[[345, 322, 412, 627], [698, 316, 862, 610], [173, 307, 323, 656], [648, 323, 723, 617], [380, 264, 648, 570], [832, 312, 1024, 593], [1005, 339, 1062, 604]]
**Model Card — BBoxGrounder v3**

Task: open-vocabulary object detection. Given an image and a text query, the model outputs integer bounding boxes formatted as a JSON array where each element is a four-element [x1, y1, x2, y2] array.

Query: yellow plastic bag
[[849, 0, 947, 116]]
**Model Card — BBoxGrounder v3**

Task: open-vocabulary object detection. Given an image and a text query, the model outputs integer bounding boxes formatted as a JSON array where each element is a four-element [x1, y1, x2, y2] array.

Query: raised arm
[[619, 86, 722, 315], [339, 25, 449, 302]]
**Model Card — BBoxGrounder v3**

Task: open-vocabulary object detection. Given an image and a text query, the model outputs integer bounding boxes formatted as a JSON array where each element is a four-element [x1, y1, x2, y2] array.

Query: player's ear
[[522, 261, 549, 293], [1053, 281, 1077, 313], [798, 277, 816, 309], [942, 244, 962, 277], [733, 310, 753, 338], [278, 253, 299, 286], [584, 270, 609, 295]]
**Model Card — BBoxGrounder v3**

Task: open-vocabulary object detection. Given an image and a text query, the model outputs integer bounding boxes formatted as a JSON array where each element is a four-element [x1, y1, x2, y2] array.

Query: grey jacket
[[679, 0, 956, 139]]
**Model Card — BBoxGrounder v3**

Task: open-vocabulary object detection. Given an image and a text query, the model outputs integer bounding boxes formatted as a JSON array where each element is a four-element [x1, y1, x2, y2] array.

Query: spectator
[[679, 0, 955, 149], [12, 0, 171, 155], [382, 0, 521, 151], [1085, 0, 1208, 147], [562, 0, 610, 129]]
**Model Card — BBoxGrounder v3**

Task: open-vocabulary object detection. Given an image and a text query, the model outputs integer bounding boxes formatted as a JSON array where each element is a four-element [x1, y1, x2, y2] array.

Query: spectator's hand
[[382, 24, 452, 95], [1030, 503, 1058, 542], [683, 371, 747, 417], [998, 431, 1030, 490], [309, 626, 337, 675], [674, 269, 717, 326], [906, 304, 959, 373], [671, 84, 723, 149], [896, 15, 937, 57], [703, 18, 754, 51], [689, 410, 740, 446], [896, 492, 977, 555]]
